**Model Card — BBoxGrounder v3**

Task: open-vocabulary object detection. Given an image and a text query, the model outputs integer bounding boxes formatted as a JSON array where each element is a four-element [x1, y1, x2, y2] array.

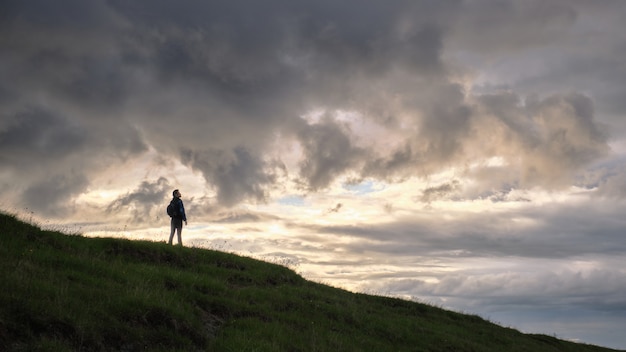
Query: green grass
[[0, 212, 620, 351]]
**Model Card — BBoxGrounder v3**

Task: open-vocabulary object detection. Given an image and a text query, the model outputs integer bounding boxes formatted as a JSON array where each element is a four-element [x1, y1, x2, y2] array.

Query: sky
[[1, 0, 626, 349]]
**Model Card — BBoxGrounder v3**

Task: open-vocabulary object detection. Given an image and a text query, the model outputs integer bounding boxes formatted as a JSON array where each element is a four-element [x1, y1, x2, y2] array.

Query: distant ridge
[[0, 212, 620, 351]]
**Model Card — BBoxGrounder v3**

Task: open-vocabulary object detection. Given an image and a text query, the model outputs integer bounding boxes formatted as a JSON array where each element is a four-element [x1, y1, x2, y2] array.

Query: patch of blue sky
[[342, 180, 383, 195], [277, 195, 306, 206]]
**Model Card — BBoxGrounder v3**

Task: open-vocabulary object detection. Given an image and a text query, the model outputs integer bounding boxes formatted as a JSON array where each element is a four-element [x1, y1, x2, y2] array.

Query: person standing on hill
[[168, 189, 187, 246]]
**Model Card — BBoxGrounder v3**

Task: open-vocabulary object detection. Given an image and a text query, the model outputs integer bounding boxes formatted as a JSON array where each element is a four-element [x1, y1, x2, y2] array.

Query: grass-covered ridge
[[0, 212, 619, 352]]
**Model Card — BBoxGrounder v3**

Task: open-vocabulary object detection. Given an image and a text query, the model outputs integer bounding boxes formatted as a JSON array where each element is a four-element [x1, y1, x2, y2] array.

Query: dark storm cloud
[[296, 117, 366, 190], [450, 0, 578, 53], [180, 147, 279, 206], [22, 173, 90, 217], [450, 1, 626, 133], [0, 0, 149, 215], [358, 82, 475, 180], [0, 0, 621, 215], [0, 0, 130, 108], [0, 104, 147, 215], [1, 0, 457, 211], [107, 177, 170, 223], [0, 108, 88, 161], [0, 105, 147, 215]]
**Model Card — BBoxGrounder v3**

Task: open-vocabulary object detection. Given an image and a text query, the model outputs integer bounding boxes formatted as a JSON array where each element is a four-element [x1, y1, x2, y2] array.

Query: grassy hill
[[0, 212, 620, 352]]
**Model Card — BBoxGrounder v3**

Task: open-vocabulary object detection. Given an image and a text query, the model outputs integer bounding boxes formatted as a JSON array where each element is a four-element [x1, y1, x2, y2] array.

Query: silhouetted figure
[[168, 189, 187, 246]]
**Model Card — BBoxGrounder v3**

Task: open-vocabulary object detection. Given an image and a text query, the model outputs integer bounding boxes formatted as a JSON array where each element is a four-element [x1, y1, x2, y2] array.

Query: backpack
[[166, 200, 177, 218]]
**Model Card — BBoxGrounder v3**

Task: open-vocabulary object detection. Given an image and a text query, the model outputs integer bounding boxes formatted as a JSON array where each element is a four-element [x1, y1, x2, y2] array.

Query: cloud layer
[[2, 0, 621, 216]]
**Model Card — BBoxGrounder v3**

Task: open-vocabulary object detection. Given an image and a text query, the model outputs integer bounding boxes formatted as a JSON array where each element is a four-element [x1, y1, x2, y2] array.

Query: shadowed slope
[[0, 213, 620, 351]]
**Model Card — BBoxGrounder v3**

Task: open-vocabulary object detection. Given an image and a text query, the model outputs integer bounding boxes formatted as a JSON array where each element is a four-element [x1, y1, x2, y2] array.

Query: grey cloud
[[0, 108, 91, 215], [526, 93, 609, 179], [181, 147, 279, 206], [3, 0, 118, 29], [296, 117, 366, 190], [107, 177, 170, 223], [419, 83, 473, 162], [0, 105, 147, 216], [109, 0, 445, 100], [297, 199, 626, 259], [414, 267, 626, 312], [451, 1, 626, 135], [0, 0, 148, 217], [594, 160, 626, 199], [22, 172, 89, 217], [327, 203, 343, 214], [471, 92, 609, 189], [0, 108, 88, 162], [1, 1, 130, 109], [360, 82, 474, 180], [420, 180, 460, 203], [361, 144, 414, 181], [526, 93, 607, 161], [450, 0, 578, 54]]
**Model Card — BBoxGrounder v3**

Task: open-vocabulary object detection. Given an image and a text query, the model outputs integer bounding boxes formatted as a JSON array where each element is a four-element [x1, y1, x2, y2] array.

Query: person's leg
[[177, 225, 183, 246], [168, 220, 176, 245]]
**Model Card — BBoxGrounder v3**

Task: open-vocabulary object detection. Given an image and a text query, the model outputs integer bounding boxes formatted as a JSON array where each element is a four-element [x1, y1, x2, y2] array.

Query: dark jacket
[[170, 197, 187, 221]]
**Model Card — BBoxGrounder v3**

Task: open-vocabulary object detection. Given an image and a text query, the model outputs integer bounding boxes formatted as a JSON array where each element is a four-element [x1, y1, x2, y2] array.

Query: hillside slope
[[0, 212, 620, 351]]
